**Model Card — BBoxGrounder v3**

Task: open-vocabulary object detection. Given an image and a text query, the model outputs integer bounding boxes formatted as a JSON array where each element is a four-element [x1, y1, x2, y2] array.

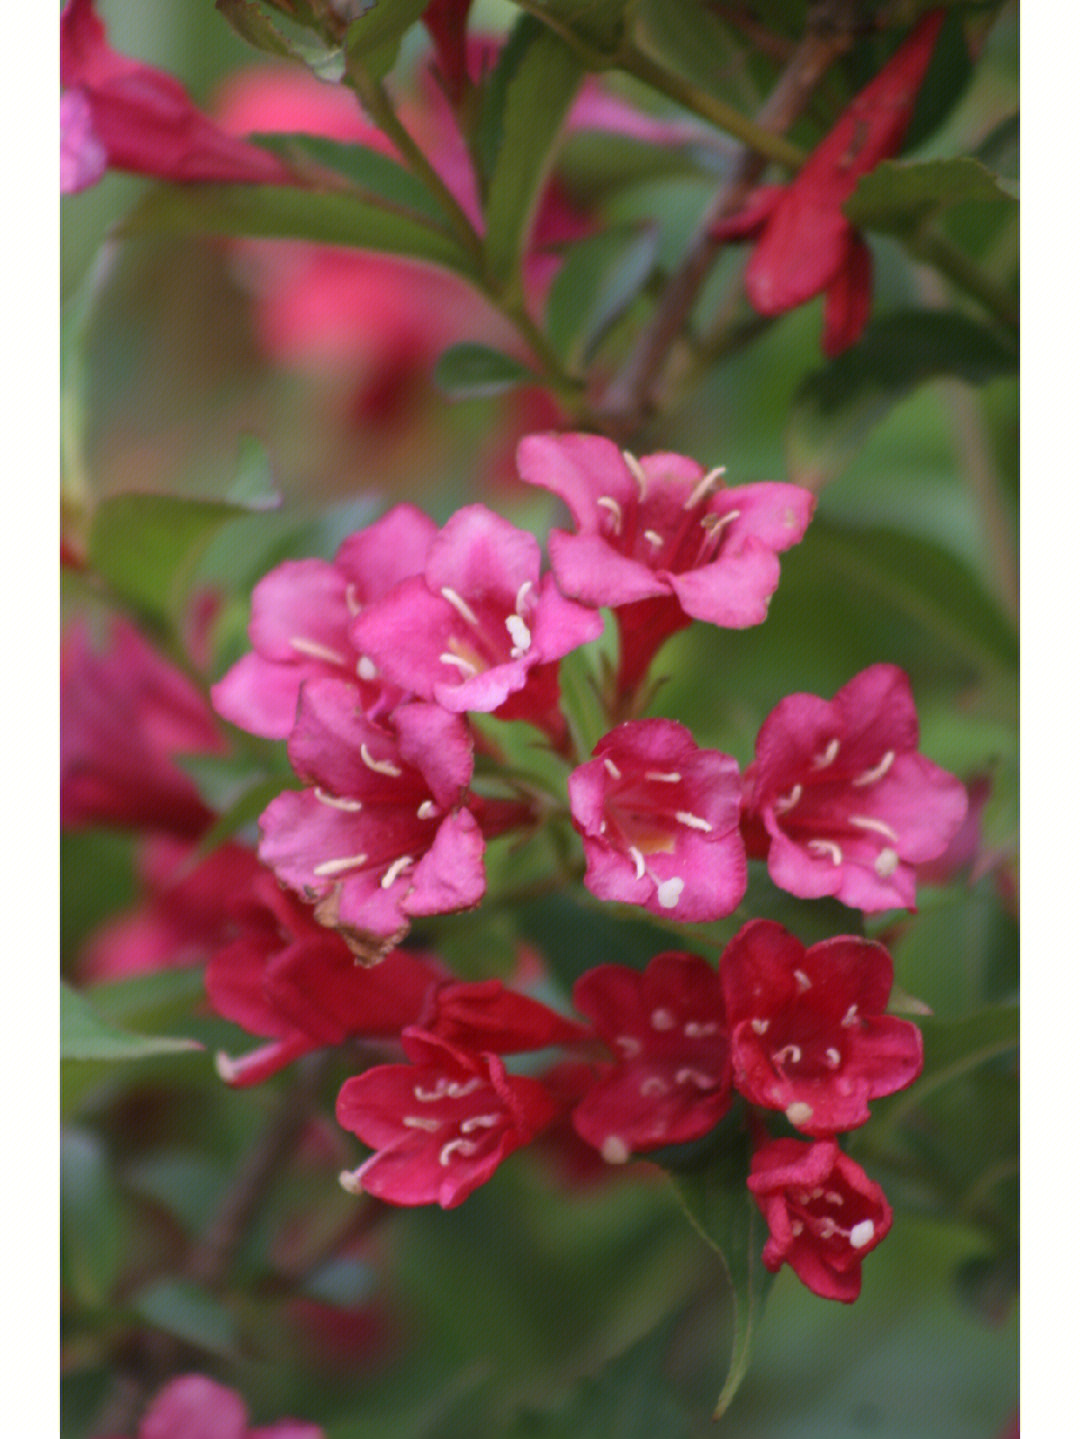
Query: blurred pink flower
[[111, 1373, 323, 1439]]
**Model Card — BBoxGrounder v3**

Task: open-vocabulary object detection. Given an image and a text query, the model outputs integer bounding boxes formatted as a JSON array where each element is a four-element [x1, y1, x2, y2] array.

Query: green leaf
[[87, 493, 258, 625], [214, 0, 299, 58], [84, 967, 208, 1035], [668, 1118, 773, 1420], [251, 133, 448, 225], [483, 26, 586, 289], [188, 774, 300, 857], [120, 183, 475, 277], [517, 892, 680, 995], [786, 311, 1016, 490], [844, 158, 1018, 236], [546, 225, 659, 366], [344, 0, 429, 60], [433, 343, 539, 398], [129, 1278, 238, 1357], [62, 982, 203, 1063], [518, 0, 629, 55], [634, 0, 756, 109], [61, 1129, 122, 1309]]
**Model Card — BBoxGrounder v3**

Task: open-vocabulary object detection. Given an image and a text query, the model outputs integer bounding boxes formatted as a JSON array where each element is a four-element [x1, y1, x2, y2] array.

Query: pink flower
[[719, 920, 922, 1135], [336, 1029, 559, 1207], [742, 664, 968, 912], [747, 1137, 892, 1302], [60, 0, 291, 194], [258, 682, 485, 960], [421, 978, 589, 1054], [712, 11, 946, 355], [211, 504, 437, 740], [61, 617, 224, 837], [349, 504, 602, 724], [516, 432, 813, 693], [568, 719, 746, 921], [116, 1373, 322, 1438], [571, 952, 732, 1161], [206, 869, 446, 1086]]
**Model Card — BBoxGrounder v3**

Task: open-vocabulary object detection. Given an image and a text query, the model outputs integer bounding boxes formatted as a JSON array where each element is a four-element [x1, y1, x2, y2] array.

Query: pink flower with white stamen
[[336, 1029, 559, 1207], [516, 433, 814, 693], [568, 719, 746, 921], [570, 952, 732, 1161], [742, 665, 968, 912], [350, 504, 603, 721], [747, 1137, 893, 1302], [719, 920, 923, 1135], [257, 681, 484, 960], [212, 504, 437, 739]]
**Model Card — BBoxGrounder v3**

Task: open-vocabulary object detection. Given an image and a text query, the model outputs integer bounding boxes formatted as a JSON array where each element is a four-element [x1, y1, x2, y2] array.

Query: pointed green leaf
[[214, 0, 299, 58], [129, 1279, 238, 1357], [84, 967, 207, 1035], [251, 133, 448, 224], [519, 0, 629, 54], [344, 0, 429, 59], [62, 982, 203, 1063], [433, 342, 539, 398], [62, 1129, 122, 1309], [546, 224, 659, 366], [844, 157, 1018, 235], [786, 311, 1016, 489]]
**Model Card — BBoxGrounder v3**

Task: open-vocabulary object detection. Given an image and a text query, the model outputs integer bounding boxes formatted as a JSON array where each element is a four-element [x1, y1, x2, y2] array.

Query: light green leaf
[[546, 225, 659, 366], [62, 982, 203, 1063], [786, 311, 1016, 490], [129, 1279, 239, 1356], [845, 157, 1018, 236], [251, 133, 448, 225], [61, 1129, 122, 1309], [433, 342, 539, 398], [343, 0, 428, 77]]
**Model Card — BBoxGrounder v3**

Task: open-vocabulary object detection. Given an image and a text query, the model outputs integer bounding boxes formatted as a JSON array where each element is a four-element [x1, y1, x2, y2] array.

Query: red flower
[[421, 978, 589, 1054], [336, 1030, 559, 1207], [719, 920, 922, 1135], [713, 11, 946, 355], [571, 953, 732, 1161]]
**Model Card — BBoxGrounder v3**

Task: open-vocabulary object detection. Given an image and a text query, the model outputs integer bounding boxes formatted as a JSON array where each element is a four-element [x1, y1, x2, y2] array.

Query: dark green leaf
[[546, 225, 659, 366], [85, 967, 207, 1035], [129, 1278, 238, 1356], [517, 892, 681, 994], [433, 342, 539, 398], [483, 27, 585, 289], [344, 0, 429, 56], [519, 0, 629, 55], [62, 982, 203, 1063], [844, 158, 1018, 236], [61, 1129, 122, 1309], [215, 0, 299, 58], [786, 311, 1016, 489], [634, 0, 757, 110], [251, 133, 448, 224]]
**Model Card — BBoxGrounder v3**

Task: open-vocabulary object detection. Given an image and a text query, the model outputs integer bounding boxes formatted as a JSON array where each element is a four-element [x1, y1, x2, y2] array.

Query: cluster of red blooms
[[63, 432, 971, 1305]]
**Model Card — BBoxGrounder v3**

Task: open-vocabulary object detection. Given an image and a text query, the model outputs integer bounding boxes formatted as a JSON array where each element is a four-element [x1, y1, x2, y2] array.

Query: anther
[[786, 1101, 814, 1127], [852, 750, 895, 787], [675, 1068, 716, 1090], [440, 652, 480, 676], [597, 495, 623, 532], [841, 1004, 859, 1028], [440, 587, 480, 627], [849, 815, 899, 842], [603, 757, 622, 780], [313, 853, 368, 877], [505, 613, 532, 657], [643, 529, 664, 550], [356, 655, 378, 681], [514, 580, 533, 616], [417, 800, 438, 820], [825, 1048, 841, 1068], [645, 770, 681, 783], [699, 509, 738, 535], [849, 1219, 876, 1248], [656, 877, 685, 909], [683, 466, 726, 510], [289, 636, 347, 665], [439, 1138, 479, 1166], [807, 839, 843, 866], [676, 811, 713, 832], [601, 1135, 630, 1164], [650, 1008, 676, 1031], [315, 788, 363, 811], [460, 1113, 501, 1134], [750, 1018, 769, 1035], [402, 1116, 440, 1131], [684, 1021, 718, 1038], [874, 847, 899, 877], [621, 450, 649, 498], [812, 738, 840, 769], [380, 855, 413, 889], [824, 1191, 845, 1206], [793, 969, 812, 991], [628, 845, 646, 880], [774, 1044, 802, 1067], [615, 1035, 642, 1057], [360, 744, 402, 777], [774, 783, 802, 815], [640, 1076, 667, 1097]]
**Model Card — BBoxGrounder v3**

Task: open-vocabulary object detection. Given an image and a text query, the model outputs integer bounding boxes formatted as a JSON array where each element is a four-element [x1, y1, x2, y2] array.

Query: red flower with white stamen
[[720, 920, 922, 1135], [336, 1030, 559, 1207], [516, 433, 813, 693], [742, 664, 967, 912], [747, 1137, 892, 1302], [258, 681, 484, 960], [212, 504, 437, 740], [350, 504, 602, 725], [568, 719, 746, 921], [571, 953, 732, 1162]]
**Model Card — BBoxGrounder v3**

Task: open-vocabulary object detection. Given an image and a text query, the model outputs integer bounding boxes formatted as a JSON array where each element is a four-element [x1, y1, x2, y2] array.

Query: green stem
[[910, 230, 1019, 332]]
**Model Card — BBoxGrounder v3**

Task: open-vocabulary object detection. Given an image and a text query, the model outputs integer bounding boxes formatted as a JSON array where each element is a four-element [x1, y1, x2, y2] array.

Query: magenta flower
[[114, 1373, 322, 1439], [421, 978, 589, 1054], [742, 664, 968, 912], [336, 1029, 559, 1207], [206, 870, 446, 1086], [719, 920, 922, 1135], [568, 719, 746, 921], [516, 432, 813, 693], [60, 0, 292, 193], [571, 952, 732, 1162], [350, 504, 602, 720], [212, 504, 437, 740], [711, 11, 946, 356], [61, 616, 224, 837], [747, 1137, 892, 1302]]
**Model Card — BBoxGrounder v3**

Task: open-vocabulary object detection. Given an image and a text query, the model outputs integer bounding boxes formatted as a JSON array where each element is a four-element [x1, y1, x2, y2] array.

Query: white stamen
[[447, 1079, 484, 1099], [439, 1138, 479, 1166], [774, 1044, 802, 1067], [339, 1167, 365, 1194], [440, 651, 480, 676], [841, 1004, 860, 1028], [825, 1048, 841, 1068], [601, 1135, 630, 1164], [440, 587, 480, 627], [345, 584, 362, 617], [615, 1035, 642, 1057], [676, 811, 713, 833], [700, 509, 739, 535], [684, 1021, 718, 1038], [874, 847, 900, 877], [849, 1219, 876, 1249], [460, 1113, 501, 1134], [675, 1068, 717, 1090], [813, 738, 840, 769], [622, 450, 649, 499], [683, 466, 726, 510], [360, 744, 402, 777], [824, 1191, 845, 1206], [315, 788, 363, 812], [417, 800, 439, 820], [597, 495, 623, 532], [402, 1116, 440, 1131], [628, 845, 646, 880], [289, 636, 347, 666], [793, 968, 812, 991], [505, 613, 532, 657], [750, 1018, 769, 1035], [852, 750, 896, 787], [413, 1076, 483, 1102], [656, 878, 685, 909], [791, 1220, 804, 1236], [650, 1008, 676, 1031], [380, 855, 413, 889], [774, 783, 802, 815], [643, 529, 664, 550], [786, 1102, 814, 1127], [640, 1076, 667, 1097], [356, 655, 378, 681], [603, 757, 622, 780], [849, 815, 900, 842], [807, 839, 843, 866], [514, 580, 533, 616], [313, 852, 368, 877], [645, 770, 681, 784], [214, 1051, 240, 1083]]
